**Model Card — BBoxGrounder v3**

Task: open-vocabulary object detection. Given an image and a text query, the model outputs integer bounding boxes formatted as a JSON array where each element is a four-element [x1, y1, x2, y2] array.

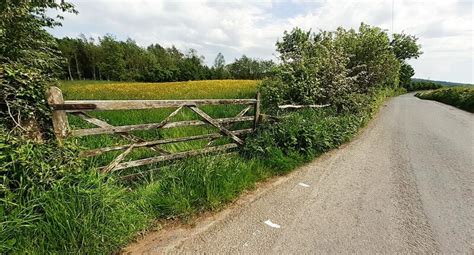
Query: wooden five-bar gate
[[47, 86, 260, 173]]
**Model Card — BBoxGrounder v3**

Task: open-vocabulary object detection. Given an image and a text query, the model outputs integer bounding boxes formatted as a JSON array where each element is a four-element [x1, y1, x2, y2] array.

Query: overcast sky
[[50, 0, 473, 84]]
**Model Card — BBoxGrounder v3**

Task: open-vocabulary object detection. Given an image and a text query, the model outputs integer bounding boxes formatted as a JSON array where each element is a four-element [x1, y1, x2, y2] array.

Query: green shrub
[[0, 63, 55, 134], [243, 110, 358, 160], [416, 87, 474, 112]]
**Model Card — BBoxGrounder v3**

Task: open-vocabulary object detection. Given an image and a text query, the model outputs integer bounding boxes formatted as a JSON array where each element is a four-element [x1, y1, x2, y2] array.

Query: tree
[[98, 35, 125, 81], [55, 35, 275, 82], [390, 33, 422, 88], [214, 52, 226, 69], [57, 37, 77, 80], [399, 62, 415, 88], [276, 28, 313, 63], [227, 55, 273, 80], [260, 24, 409, 111], [391, 33, 422, 61], [212, 52, 229, 79], [121, 38, 148, 81], [81, 35, 100, 80], [334, 24, 401, 91], [177, 49, 207, 81]]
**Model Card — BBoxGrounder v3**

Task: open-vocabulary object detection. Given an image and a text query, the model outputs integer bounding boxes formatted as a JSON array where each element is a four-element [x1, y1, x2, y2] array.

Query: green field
[[59, 80, 259, 173]]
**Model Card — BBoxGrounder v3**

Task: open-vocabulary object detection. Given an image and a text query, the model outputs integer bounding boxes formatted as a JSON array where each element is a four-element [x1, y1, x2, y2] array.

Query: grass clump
[[136, 156, 270, 219], [415, 87, 474, 112], [26, 173, 149, 253]]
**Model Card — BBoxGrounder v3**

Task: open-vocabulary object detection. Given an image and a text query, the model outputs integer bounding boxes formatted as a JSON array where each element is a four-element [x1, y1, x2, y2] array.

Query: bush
[[416, 87, 474, 112], [0, 63, 55, 134]]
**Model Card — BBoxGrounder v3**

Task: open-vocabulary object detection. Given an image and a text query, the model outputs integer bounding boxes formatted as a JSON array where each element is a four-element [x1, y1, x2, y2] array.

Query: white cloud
[[51, 0, 473, 83]]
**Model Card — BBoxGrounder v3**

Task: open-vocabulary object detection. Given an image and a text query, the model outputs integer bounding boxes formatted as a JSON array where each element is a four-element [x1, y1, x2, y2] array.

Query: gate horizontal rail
[[51, 98, 257, 111]]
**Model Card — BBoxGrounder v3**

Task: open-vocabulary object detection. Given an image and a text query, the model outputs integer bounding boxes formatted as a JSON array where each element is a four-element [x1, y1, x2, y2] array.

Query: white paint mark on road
[[298, 182, 310, 187], [264, 220, 281, 228]]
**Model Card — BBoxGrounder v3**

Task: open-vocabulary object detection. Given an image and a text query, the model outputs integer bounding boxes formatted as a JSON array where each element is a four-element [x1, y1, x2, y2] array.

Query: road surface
[[127, 94, 474, 254]]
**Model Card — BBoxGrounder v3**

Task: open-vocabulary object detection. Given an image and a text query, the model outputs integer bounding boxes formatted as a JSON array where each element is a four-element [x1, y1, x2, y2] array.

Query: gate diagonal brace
[[73, 111, 173, 155], [187, 105, 244, 145]]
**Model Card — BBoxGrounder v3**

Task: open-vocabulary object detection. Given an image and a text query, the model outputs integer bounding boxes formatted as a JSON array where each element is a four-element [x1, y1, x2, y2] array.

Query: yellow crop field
[[59, 80, 259, 100]]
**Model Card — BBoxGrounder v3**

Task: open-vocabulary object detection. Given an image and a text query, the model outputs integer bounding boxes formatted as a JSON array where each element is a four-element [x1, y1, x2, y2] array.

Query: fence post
[[253, 91, 261, 130], [47, 86, 69, 143]]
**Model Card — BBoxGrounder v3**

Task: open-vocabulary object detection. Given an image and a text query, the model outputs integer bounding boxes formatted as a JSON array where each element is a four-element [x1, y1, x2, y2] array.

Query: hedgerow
[[415, 87, 474, 112]]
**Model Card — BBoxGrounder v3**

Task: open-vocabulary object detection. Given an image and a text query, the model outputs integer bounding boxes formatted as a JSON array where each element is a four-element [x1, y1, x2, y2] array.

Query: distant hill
[[412, 78, 473, 87]]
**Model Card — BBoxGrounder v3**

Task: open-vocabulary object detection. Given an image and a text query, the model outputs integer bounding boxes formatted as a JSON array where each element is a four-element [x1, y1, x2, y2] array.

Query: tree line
[[56, 35, 275, 82]]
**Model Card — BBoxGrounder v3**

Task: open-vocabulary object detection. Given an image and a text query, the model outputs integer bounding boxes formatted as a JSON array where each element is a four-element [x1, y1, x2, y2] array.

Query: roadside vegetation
[[2, 1, 420, 254], [415, 87, 474, 112]]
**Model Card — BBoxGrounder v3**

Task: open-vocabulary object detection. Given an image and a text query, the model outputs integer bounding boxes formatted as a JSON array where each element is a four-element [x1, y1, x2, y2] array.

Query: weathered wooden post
[[47, 86, 69, 143], [253, 91, 261, 130]]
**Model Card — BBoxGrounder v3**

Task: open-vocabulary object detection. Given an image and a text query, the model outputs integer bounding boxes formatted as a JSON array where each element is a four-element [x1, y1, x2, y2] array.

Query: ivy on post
[[47, 86, 69, 143]]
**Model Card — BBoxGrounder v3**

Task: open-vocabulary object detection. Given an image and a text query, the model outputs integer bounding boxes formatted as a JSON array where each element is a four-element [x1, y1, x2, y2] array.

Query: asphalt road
[[128, 94, 474, 254]]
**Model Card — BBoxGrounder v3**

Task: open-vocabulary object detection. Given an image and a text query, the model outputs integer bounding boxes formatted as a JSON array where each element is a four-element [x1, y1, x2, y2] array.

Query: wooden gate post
[[253, 91, 261, 130], [47, 86, 69, 143]]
